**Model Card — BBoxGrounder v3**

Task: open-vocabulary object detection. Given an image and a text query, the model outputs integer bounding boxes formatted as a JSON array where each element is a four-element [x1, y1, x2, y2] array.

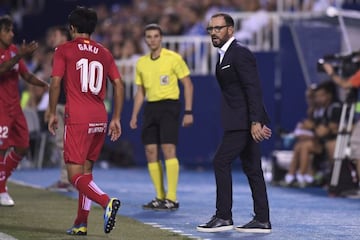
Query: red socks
[[71, 173, 109, 209], [0, 151, 22, 193], [5, 151, 22, 178], [0, 154, 5, 193], [74, 193, 92, 225]]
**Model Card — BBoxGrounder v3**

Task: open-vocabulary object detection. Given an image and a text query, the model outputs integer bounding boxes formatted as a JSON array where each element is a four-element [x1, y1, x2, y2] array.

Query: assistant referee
[[130, 24, 194, 211]]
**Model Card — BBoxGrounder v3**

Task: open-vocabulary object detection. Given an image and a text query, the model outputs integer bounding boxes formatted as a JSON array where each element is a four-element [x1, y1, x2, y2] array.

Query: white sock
[[285, 174, 295, 183], [304, 174, 313, 183], [296, 173, 305, 183]]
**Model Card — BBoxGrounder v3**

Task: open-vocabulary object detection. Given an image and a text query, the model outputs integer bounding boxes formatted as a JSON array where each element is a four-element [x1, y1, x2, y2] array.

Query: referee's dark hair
[[144, 23, 163, 36]]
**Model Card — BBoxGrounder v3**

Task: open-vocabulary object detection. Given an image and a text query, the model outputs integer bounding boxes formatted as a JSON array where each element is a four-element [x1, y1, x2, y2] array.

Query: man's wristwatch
[[251, 121, 259, 125]]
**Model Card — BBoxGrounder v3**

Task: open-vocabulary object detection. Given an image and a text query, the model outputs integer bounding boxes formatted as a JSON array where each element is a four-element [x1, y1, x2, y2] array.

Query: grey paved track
[[11, 168, 360, 240]]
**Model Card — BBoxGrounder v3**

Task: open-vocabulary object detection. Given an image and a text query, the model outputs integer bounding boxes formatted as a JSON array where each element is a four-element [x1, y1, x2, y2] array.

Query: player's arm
[[48, 76, 61, 135], [21, 72, 49, 88], [107, 77, 124, 141], [179, 75, 194, 127], [0, 40, 38, 75]]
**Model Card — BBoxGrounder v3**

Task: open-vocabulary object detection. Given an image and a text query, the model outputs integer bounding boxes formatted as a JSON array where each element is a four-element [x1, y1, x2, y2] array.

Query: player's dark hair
[[68, 6, 97, 35], [211, 13, 235, 27], [0, 15, 13, 31], [144, 23, 163, 36]]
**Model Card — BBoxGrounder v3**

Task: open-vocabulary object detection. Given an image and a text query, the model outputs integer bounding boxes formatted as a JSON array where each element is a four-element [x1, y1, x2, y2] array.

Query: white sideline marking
[[8, 179, 43, 190], [144, 222, 204, 240], [0, 233, 18, 240]]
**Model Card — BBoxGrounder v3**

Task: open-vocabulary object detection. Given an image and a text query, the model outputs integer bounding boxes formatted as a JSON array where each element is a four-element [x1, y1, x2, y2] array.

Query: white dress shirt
[[217, 36, 235, 64]]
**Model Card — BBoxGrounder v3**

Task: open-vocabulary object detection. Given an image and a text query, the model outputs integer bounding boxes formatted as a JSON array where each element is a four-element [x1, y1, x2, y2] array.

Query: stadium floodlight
[[326, 6, 338, 18]]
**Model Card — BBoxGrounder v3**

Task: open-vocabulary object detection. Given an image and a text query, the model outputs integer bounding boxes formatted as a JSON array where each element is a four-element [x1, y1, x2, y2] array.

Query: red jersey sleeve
[[51, 47, 66, 78]]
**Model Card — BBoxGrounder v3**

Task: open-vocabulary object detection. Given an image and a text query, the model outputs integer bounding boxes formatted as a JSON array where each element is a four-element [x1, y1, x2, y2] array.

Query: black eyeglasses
[[206, 25, 229, 34]]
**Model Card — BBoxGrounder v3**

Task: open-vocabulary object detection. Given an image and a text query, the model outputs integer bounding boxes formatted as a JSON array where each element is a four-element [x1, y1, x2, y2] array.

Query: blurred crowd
[[15, 0, 346, 109], [0, 0, 349, 168]]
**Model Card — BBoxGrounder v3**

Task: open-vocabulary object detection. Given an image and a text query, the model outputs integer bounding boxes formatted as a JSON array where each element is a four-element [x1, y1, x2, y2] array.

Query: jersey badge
[[160, 75, 169, 85]]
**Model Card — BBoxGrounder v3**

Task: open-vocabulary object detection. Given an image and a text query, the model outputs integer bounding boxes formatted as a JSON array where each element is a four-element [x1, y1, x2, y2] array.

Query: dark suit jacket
[[216, 39, 269, 131]]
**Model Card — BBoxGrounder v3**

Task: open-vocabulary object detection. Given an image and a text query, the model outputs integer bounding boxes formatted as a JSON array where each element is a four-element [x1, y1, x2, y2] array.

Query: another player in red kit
[[0, 15, 49, 206], [48, 6, 124, 235]]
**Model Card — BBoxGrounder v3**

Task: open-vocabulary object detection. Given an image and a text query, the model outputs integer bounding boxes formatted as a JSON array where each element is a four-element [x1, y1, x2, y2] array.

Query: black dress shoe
[[197, 215, 234, 232], [235, 219, 271, 233]]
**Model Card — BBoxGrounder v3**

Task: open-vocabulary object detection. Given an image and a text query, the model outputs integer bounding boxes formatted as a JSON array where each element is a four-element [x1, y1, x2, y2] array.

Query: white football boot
[[0, 192, 15, 206]]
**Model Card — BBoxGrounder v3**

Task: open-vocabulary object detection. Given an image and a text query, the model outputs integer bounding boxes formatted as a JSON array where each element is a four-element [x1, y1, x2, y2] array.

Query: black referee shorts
[[141, 100, 181, 145]]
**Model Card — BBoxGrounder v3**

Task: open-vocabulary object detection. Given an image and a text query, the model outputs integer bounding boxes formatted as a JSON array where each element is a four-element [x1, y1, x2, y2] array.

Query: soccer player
[[0, 15, 49, 206], [48, 6, 124, 235], [130, 24, 194, 211]]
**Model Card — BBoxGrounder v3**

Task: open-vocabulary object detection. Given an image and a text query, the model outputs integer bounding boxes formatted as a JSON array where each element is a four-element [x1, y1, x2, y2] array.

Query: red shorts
[[0, 106, 29, 150], [63, 122, 107, 164]]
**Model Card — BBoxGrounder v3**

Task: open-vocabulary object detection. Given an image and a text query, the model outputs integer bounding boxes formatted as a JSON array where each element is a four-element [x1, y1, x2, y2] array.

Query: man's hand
[[323, 63, 334, 76], [108, 119, 121, 141], [129, 117, 137, 129], [18, 40, 38, 58], [262, 125, 272, 140], [182, 114, 193, 127], [48, 114, 58, 136], [251, 123, 272, 143]]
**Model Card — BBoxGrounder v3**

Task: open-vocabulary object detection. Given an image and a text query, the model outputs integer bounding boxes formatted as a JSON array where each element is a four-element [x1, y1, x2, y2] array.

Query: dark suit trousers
[[213, 130, 270, 222]]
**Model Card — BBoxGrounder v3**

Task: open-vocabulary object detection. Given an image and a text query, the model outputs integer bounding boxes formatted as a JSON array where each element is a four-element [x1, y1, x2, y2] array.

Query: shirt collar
[[217, 36, 235, 55]]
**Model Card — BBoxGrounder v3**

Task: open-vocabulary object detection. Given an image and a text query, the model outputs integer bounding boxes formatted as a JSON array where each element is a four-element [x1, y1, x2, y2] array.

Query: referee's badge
[[160, 75, 169, 85]]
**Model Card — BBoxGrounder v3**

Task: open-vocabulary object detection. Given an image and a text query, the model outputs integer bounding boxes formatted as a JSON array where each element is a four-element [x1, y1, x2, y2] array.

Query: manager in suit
[[197, 13, 272, 234]]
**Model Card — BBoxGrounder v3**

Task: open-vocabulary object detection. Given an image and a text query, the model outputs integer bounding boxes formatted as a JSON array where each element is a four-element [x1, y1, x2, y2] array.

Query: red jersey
[[0, 44, 28, 109], [52, 37, 120, 124]]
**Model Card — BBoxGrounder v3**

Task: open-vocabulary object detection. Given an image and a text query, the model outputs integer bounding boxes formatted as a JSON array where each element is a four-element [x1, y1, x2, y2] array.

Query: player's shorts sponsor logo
[[88, 122, 107, 134]]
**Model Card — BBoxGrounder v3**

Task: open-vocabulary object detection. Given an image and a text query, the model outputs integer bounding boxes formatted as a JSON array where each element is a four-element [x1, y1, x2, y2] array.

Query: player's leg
[[0, 148, 15, 207], [65, 124, 120, 234], [65, 126, 110, 209], [66, 192, 90, 235], [4, 146, 27, 179], [86, 135, 120, 234], [68, 161, 110, 208], [0, 112, 29, 206], [0, 113, 13, 206]]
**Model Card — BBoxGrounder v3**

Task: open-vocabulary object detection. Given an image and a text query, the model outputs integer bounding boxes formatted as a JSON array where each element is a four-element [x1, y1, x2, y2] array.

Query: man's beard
[[211, 38, 224, 48]]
